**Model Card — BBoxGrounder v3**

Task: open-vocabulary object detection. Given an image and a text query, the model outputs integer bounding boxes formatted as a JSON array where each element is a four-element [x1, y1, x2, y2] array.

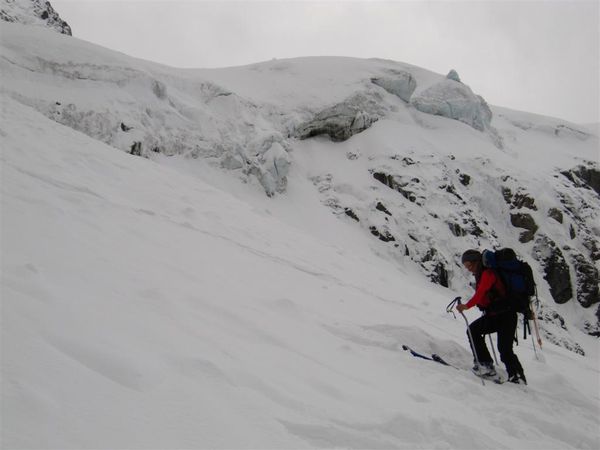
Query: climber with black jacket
[[457, 249, 527, 384]]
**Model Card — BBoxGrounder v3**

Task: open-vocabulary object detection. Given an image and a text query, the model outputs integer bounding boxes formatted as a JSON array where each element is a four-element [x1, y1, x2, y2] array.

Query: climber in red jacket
[[457, 249, 527, 384]]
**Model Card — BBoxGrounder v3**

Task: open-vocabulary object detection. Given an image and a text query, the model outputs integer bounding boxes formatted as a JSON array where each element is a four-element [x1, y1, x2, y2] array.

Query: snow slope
[[2, 92, 600, 449], [1, 9, 600, 448]]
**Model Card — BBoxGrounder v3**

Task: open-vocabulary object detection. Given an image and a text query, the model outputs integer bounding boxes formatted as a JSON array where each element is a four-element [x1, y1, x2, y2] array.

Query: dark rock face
[[344, 208, 359, 222], [458, 173, 471, 186], [547, 207, 563, 223], [583, 306, 600, 337], [510, 212, 538, 243], [421, 248, 448, 287], [129, 141, 142, 156], [533, 236, 573, 304], [372, 172, 422, 205], [561, 163, 600, 195], [571, 253, 600, 308], [502, 186, 537, 210], [369, 226, 395, 243], [375, 202, 392, 216]]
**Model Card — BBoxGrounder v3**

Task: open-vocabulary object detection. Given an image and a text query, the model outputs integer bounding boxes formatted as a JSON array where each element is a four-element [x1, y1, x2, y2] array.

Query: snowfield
[[1, 11, 599, 450], [2, 95, 599, 449]]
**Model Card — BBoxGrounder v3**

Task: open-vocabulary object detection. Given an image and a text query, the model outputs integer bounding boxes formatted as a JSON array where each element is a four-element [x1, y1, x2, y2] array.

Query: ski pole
[[448, 297, 485, 386], [489, 334, 499, 366], [460, 310, 485, 386], [531, 307, 542, 349], [530, 330, 538, 360]]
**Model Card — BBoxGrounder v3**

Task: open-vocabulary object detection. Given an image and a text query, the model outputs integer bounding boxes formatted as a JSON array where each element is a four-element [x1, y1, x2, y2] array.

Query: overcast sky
[[52, 0, 599, 124]]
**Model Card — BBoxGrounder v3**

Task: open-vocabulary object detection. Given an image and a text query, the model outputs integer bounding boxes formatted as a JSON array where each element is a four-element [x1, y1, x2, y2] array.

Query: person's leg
[[497, 312, 525, 381], [468, 316, 493, 365]]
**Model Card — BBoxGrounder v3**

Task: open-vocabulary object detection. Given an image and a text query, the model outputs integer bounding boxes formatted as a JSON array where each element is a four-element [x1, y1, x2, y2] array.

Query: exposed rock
[[372, 172, 422, 204], [375, 202, 392, 216], [458, 173, 471, 186], [369, 226, 395, 243], [510, 212, 538, 243], [582, 235, 600, 261], [571, 252, 600, 308], [561, 163, 600, 195], [410, 78, 493, 132], [1, 0, 72, 35], [547, 207, 563, 223], [296, 94, 381, 142], [129, 141, 142, 156], [448, 222, 467, 237], [371, 70, 417, 102], [569, 224, 577, 239], [501, 187, 513, 205], [421, 248, 448, 287], [441, 183, 464, 202], [502, 186, 537, 210], [344, 208, 359, 222], [583, 306, 600, 337], [532, 235, 573, 304], [513, 191, 537, 210], [446, 69, 461, 83]]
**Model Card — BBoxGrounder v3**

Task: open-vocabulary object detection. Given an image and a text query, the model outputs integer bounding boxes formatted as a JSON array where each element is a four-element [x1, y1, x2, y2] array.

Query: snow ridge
[[0, 0, 72, 35]]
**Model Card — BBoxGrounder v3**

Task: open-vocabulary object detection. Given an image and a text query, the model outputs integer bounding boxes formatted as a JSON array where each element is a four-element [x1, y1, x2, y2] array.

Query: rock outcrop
[[561, 163, 600, 195], [1, 0, 72, 35], [532, 235, 573, 304], [571, 252, 600, 308], [510, 212, 538, 243], [295, 94, 382, 142]]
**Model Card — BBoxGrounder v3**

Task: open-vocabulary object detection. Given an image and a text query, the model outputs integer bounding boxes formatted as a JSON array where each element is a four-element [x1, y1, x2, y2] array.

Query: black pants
[[467, 311, 524, 378]]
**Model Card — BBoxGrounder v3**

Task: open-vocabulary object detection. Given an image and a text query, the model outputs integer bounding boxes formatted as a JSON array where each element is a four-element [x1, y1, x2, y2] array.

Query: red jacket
[[466, 269, 506, 310]]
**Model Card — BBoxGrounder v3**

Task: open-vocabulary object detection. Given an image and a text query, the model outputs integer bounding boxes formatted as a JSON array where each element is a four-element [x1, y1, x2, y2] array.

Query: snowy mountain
[[0, 0, 71, 35], [1, 4, 599, 449]]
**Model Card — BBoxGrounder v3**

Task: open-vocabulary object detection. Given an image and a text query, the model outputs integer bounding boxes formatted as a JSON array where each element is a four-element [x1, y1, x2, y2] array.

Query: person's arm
[[461, 271, 496, 310]]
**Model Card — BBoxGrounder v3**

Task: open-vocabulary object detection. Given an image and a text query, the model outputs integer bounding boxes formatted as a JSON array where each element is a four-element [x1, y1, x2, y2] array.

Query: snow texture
[[1, 16, 600, 449]]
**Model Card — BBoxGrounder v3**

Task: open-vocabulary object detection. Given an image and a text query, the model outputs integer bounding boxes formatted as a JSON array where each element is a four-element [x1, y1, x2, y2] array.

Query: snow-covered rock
[[446, 69, 461, 83], [411, 73, 493, 133], [0, 0, 71, 35], [371, 69, 417, 102], [295, 93, 383, 142]]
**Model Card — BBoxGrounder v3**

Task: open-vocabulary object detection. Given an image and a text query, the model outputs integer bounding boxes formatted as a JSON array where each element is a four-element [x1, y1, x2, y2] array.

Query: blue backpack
[[482, 248, 536, 318]]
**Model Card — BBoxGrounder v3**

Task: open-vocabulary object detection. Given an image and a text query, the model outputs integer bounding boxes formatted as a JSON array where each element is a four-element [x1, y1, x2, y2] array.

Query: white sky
[[52, 0, 599, 124]]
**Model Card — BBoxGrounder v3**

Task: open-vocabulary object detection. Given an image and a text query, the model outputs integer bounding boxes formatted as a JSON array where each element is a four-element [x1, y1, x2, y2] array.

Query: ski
[[402, 344, 507, 384], [401, 345, 449, 365]]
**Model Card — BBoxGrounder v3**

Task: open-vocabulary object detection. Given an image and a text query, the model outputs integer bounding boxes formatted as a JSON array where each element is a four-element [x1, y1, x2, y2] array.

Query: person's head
[[461, 249, 482, 275]]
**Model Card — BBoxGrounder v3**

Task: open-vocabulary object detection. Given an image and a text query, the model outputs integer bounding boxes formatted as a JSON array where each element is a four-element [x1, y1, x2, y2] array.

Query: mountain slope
[[2, 93, 599, 450], [1, 10, 600, 448]]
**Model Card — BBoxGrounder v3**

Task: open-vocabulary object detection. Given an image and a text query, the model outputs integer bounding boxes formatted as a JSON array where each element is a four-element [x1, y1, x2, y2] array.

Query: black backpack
[[482, 248, 536, 319]]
